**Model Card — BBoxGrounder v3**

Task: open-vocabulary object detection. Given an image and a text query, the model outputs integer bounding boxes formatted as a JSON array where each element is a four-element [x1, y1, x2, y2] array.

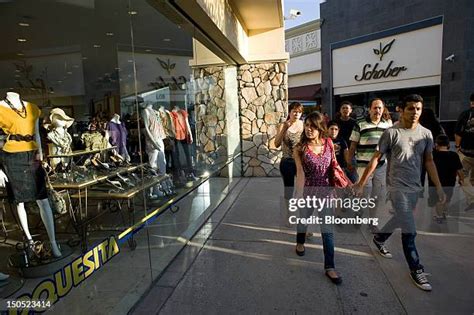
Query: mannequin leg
[[16, 203, 33, 241], [147, 149, 163, 197], [36, 199, 62, 257]]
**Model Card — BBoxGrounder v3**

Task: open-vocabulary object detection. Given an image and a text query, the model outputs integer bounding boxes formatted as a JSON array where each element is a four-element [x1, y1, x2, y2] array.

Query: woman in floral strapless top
[[293, 111, 342, 284]]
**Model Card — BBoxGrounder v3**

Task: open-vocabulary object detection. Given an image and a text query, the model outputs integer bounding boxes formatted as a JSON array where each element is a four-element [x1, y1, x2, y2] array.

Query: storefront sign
[[332, 23, 442, 95], [9, 236, 120, 314], [354, 39, 407, 81]]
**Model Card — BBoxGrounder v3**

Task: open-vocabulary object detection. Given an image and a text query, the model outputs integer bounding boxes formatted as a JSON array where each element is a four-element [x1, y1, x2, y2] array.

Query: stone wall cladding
[[193, 66, 227, 167], [238, 62, 288, 177]]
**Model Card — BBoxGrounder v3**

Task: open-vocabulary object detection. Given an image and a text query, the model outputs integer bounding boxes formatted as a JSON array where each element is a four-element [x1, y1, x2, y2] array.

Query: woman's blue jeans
[[296, 206, 335, 270]]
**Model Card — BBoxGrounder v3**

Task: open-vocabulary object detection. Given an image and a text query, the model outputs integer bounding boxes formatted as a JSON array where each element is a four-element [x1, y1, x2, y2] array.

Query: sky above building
[[284, 0, 323, 29]]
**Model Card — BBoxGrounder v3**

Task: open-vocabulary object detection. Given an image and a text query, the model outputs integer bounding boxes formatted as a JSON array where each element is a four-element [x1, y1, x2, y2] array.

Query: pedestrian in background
[[335, 101, 358, 183], [293, 112, 342, 285], [349, 98, 392, 232], [429, 134, 464, 223], [275, 102, 304, 224], [454, 93, 474, 211], [419, 108, 445, 197]]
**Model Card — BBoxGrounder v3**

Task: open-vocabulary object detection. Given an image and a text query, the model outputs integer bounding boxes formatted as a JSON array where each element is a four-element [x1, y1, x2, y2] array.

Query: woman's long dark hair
[[296, 111, 327, 156]]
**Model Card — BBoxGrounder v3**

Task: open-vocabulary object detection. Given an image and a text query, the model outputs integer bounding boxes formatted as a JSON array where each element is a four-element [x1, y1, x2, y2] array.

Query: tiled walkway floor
[[132, 178, 474, 314]]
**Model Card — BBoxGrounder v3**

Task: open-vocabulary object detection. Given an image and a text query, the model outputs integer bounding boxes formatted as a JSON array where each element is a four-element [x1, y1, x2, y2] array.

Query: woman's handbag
[[327, 139, 352, 188], [42, 163, 70, 215]]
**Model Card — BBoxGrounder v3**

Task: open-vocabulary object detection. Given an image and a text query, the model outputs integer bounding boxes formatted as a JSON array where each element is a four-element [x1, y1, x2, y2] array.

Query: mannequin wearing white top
[[0, 92, 62, 258], [141, 103, 169, 196]]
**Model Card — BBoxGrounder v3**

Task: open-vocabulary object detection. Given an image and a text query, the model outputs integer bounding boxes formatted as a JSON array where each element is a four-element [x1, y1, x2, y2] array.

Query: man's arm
[[354, 151, 383, 195], [424, 152, 446, 203]]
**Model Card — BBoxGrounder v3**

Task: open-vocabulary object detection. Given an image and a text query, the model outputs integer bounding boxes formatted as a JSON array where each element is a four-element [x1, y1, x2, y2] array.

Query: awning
[[288, 84, 321, 101]]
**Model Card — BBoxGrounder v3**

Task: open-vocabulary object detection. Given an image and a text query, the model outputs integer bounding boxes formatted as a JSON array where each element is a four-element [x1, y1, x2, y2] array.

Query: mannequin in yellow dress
[[0, 92, 62, 258]]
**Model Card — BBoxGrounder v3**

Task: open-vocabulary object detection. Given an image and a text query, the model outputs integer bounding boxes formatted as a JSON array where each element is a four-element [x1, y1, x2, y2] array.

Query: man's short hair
[[400, 94, 424, 110], [435, 134, 450, 147], [470, 93, 474, 102], [368, 98, 384, 108], [340, 101, 353, 108]]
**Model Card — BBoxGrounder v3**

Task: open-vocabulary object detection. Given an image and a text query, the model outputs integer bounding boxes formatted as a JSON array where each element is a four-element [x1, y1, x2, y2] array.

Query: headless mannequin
[[108, 114, 130, 161], [0, 92, 62, 258], [141, 103, 169, 196], [170, 106, 194, 177]]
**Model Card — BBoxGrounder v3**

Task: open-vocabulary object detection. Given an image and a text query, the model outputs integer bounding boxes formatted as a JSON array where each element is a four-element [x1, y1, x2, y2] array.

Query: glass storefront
[[0, 0, 240, 313]]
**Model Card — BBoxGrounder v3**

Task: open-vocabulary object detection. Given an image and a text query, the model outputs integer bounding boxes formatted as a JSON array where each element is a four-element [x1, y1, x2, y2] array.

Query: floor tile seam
[[155, 178, 252, 314]]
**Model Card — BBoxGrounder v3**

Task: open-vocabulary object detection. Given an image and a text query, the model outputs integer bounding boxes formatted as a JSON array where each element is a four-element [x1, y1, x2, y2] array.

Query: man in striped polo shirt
[[349, 98, 392, 231]]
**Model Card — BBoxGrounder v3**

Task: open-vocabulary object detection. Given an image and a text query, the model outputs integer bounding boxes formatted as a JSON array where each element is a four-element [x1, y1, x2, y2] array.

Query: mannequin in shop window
[[170, 105, 196, 179], [141, 103, 171, 196], [44, 108, 74, 170], [0, 92, 62, 259], [107, 113, 130, 162], [158, 105, 178, 173]]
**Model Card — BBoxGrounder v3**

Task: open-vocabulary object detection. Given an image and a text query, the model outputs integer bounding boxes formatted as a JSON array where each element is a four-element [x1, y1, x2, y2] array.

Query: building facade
[[285, 20, 322, 110], [321, 0, 474, 131]]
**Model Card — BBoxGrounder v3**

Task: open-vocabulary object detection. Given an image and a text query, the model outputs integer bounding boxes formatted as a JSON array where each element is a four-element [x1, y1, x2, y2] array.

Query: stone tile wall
[[238, 62, 288, 176]]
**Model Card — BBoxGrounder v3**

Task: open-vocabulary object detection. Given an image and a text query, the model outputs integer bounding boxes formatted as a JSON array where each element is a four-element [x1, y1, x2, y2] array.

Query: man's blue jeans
[[374, 191, 423, 271], [296, 206, 335, 270]]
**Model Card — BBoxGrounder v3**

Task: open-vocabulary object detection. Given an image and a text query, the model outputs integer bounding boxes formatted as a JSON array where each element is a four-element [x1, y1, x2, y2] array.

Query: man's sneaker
[[410, 269, 432, 291], [372, 238, 392, 258]]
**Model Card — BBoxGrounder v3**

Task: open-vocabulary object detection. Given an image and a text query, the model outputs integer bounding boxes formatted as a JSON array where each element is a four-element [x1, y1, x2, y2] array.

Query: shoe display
[[372, 237, 393, 258], [410, 269, 432, 291]]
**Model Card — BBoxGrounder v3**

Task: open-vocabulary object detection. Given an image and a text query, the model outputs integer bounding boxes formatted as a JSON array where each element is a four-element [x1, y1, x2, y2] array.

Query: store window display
[[107, 113, 131, 162], [0, 92, 62, 259], [141, 102, 170, 197], [170, 105, 197, 179], [44, 108, 75, 170]]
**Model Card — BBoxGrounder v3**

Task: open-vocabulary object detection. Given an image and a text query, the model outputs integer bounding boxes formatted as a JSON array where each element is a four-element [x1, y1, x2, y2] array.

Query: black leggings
[[280, 157, 296, 199]]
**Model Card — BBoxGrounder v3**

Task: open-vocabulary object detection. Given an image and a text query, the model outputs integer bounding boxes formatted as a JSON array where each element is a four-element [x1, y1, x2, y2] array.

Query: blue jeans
[[374, 191, 423, 271], [296, 206, 335, 270], [280, 158, 297, 199]]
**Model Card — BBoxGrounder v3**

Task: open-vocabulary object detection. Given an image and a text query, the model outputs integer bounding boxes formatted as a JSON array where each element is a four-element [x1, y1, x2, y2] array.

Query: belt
[[8, 134, 34, 142]]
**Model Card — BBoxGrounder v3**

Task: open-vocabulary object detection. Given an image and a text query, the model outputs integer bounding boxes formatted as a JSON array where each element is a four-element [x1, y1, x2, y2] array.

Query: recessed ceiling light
[[57, 80, 63, 83], [163, 38, 171, 42], [106, 32, 114, 36], [73, 65, 79, 68], [18, 22, 30, 27], [145, 49, 152, 52], [67, 71, 73, 75], [17, 38, 27, 42], [82, 57, 88, 60], [115, 67, 121, 71], [127, 59, 133, 63], [128, 10, 138, 15], [17, 53, 24, 56], [93, 44, 101, 48], [14, 75, 20, 78]]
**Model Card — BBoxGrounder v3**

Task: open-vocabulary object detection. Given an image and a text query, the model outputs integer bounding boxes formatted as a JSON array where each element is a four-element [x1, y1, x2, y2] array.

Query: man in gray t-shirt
[[355, 94, 445, 292], [378, 124, 434, 192]]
